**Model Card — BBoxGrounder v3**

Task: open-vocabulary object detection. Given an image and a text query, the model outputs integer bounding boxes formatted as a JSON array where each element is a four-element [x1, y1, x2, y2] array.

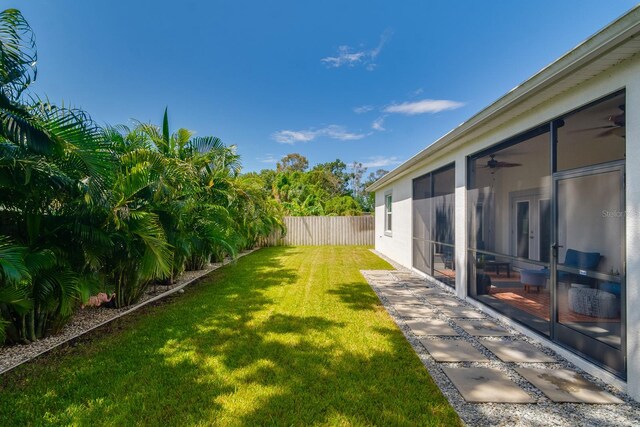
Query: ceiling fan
[[480, 154, 522, 170], [572, 104, 625, 137]]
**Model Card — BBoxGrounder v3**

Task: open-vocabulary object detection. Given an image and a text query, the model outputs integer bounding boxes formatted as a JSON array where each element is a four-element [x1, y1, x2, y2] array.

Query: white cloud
[[321, 29, 392, 70], [370, 29, 393, 59], [361, 156, 402, 168], [383, 99, 465, 115], [271, 125, 367, 144], [258, 154, 280, 163], [371, 116, 386, 131], [321, 46, 366, 68], [323, 125, 366, 141], [271, 129, 317, 144], [353, 105, 374, 114], [411, 88, 424, 97]]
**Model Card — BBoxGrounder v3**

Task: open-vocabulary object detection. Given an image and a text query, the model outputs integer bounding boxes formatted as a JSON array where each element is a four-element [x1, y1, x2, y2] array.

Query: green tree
[[324, 196, 363, 216], [312, 159, 350, 195], [361, 169, 388, 212], [277, 153, 309, 172]]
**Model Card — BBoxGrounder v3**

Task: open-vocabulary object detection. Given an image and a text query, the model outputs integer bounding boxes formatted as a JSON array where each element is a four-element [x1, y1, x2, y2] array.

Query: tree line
[[250, 153, 387, 216]]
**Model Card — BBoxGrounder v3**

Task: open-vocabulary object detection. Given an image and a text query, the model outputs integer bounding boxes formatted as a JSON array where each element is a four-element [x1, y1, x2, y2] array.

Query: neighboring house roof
[[367, 5, 640, 192]]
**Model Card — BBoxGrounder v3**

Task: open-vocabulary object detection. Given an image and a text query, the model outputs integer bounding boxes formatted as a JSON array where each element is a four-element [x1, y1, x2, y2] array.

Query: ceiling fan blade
[[597, 128, 625, 138], [569, 125, 616, 133], [479, 162, 522, 169], [495, 162, 522, 168]]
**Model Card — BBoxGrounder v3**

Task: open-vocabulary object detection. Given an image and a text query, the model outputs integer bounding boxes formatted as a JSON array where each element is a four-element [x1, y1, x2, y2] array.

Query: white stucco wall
[[374, 52, 640, 399], [624, 61, 640, 401]]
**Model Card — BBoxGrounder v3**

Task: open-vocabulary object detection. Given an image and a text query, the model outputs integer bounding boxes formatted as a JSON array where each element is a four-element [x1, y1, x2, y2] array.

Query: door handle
[[551, 243, 563, 258]]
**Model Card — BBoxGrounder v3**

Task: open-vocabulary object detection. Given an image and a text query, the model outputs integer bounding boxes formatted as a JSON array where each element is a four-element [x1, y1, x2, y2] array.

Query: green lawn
[[0, 246, 460, 426]]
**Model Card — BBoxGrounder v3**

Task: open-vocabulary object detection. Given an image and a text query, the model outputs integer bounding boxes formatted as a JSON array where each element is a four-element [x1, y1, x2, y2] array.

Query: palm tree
[[0, 9, 114, 341], [133, 109, 241, 272]]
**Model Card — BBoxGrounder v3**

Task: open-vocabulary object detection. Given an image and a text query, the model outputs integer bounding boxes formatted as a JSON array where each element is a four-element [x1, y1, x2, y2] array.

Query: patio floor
[[363, 250, 640, 426]]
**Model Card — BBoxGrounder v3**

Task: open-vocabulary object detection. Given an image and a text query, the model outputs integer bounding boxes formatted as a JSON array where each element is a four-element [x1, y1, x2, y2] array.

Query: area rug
[[490, 287, 620, 323]]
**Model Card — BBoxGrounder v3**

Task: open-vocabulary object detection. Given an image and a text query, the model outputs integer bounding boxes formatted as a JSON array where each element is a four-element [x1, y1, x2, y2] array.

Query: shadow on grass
[[327, 282, 382, 311], [0, 246, 459, 426]]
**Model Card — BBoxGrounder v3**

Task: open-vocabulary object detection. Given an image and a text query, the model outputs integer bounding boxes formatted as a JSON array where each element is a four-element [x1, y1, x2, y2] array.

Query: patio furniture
[[476, 272, 492, 295], [520, 269, 547, 293], [441, 246, 455, 270], [485, 260, 511, 277], [568, 287, 619, 318], [558, 249, 601, 285]]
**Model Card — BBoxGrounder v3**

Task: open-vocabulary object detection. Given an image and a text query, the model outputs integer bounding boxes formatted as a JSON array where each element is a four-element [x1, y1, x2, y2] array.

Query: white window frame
[[384, 192, 393, 235]]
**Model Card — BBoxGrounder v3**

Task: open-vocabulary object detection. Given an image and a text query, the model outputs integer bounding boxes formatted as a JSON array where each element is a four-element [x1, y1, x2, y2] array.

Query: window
[[384, 193, 392, 234]]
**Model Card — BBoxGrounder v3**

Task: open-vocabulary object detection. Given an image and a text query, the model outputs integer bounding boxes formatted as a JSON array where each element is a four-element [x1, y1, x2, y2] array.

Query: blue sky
[[10, 1, 639, 173]]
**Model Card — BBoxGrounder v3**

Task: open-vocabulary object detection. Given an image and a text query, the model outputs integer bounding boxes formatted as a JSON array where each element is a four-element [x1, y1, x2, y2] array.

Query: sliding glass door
[[553, 165, 625, 375]]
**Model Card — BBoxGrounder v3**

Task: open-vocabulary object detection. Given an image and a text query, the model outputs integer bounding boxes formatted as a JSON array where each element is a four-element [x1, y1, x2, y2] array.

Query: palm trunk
[[27, 309, 36, 342], [19, 314, 27, 343], [116, 269, 124, 308], [35, 310, 46, 338]]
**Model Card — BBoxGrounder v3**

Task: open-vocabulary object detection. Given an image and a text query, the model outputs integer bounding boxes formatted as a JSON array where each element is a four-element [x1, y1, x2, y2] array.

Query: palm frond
[[0, 8, 37, 99], [0, 236, 28, 283]]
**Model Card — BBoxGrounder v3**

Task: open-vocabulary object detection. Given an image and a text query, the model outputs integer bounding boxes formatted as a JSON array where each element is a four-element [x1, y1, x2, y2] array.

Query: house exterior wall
[[374, 178, 412, 268], [375, 155, 461, 271], [624, 60, 640, 401], [374, 52, 640, 399]]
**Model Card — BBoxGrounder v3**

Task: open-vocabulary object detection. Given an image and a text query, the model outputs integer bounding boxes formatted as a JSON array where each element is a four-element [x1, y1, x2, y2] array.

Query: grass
[[0, 246, 461, 426]]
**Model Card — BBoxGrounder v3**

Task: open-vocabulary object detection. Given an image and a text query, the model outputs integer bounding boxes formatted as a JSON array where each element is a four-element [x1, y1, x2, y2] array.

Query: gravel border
[[361, 262, 640, 427], [0, 248, 259, 375]]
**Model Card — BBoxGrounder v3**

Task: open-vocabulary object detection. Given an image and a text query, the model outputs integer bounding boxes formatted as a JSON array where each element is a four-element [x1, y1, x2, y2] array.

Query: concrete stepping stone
[[420, 339, 489, 362], [516, 368, 624, 404], [442, 367, 535, 403], [412, 287, 444, 296], [371, 282, 397, 288], [393, 304, 435, 318], [425, 296, 464, 307], [384, 295, 424, 305], [379, 289, 414, 297], [438, 306, 485, 319], [402, 281, 432, 288], [373, 280, 397, 285], [455, 320, 512, 336], [515, 367, 623, 403], [481, 340, 555, 363], [392, 272, 417, 280], [363, 271, 394, 279], [405, 319, 458, 336]]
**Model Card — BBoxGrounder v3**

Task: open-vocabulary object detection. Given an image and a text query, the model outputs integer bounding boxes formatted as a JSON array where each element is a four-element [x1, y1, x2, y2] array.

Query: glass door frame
[[509, 190, 551, 265], [550, 160, 626, 378]]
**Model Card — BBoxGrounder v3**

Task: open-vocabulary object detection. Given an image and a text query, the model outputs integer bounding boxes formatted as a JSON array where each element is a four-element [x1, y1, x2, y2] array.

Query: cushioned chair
[[558, 249, 601, 285]]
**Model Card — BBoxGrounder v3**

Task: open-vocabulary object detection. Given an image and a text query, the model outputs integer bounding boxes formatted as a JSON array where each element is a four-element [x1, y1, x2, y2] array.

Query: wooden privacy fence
[[264, 216, 374, 246]]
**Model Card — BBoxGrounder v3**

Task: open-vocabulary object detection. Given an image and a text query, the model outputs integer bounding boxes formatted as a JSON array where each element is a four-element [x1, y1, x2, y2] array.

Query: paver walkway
[[362, 255, 640, 427]]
